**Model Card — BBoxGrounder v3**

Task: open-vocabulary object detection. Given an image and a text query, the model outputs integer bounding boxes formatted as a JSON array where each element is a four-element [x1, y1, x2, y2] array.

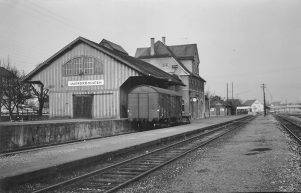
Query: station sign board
[[68, 80, 104, 87]]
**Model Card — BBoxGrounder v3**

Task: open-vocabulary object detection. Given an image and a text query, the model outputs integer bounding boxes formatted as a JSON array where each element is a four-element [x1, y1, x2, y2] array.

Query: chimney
[[150, 38, 155, 56], [162, 36, 166, 44]]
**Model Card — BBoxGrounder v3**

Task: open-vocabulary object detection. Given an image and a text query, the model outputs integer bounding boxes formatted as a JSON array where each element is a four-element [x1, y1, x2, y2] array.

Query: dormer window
[[162, 63, 169, 68], [172, 64, 178, 69], [63, 56, 103, 76]]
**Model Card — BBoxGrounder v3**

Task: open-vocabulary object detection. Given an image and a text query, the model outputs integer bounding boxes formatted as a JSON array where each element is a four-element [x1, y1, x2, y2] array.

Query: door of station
[[73, 94, 93, 118]]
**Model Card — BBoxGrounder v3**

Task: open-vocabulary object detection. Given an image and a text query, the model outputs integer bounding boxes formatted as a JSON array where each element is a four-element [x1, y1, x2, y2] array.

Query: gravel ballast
[[117, 115, 301, 192]]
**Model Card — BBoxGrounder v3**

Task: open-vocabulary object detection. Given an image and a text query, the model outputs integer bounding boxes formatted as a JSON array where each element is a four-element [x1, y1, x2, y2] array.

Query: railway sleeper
[[87, 180, 121, 187], [132, 161, 159, 166], [77, 180, 120, 188], [116, 169, 145, 174], [75, 186, 107, 192], [150, 155, 174, 159], [148, 154, 176, 158], [87, 177, 128, 183], [141, 158, 165, 162], [160, 153, 182, 157], [127, 163, 156, 167], [170, 147, 193, 151], [167, 149, 189, 153], [74, 181, 112, 188], [120, 167, 150, 172], [102, 171, 140, 177]]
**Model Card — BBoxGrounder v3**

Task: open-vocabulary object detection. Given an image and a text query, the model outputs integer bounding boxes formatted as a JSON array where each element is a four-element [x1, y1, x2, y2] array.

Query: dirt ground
[[118, 115, 301, 193]]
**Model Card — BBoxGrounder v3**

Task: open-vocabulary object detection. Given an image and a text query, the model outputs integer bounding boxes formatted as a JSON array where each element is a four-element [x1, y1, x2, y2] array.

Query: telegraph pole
[[261, 84, 266, 116], [226, 83, 229, 115], [232, 82, 233, 100]]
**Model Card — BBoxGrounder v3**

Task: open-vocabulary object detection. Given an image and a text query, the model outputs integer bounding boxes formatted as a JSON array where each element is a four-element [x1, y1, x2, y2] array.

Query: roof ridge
[[111, 49, 183, 84], [168, 43, 197, 47], [156, 41, 191, 74], [24, 36, 184, 86]]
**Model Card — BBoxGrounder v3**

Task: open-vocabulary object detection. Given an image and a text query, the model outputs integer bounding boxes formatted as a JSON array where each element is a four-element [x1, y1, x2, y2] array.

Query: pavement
[[117, 115, 301, 192], [0, 115, 246, 190]]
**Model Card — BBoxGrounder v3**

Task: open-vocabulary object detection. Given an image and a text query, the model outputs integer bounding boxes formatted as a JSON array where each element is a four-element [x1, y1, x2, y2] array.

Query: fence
[[0, 112, 49, 122]]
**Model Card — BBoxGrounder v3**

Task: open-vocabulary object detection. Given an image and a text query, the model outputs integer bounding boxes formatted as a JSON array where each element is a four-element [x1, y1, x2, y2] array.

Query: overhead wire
[[0, 0, 86, 70]]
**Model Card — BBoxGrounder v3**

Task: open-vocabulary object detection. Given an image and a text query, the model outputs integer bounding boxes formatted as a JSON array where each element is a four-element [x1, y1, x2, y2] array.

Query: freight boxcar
[[128, 85, 182, 129]]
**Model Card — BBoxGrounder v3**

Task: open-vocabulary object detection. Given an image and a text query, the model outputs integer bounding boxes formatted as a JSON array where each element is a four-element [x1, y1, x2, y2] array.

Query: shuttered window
[[63, 56, 103, 76]]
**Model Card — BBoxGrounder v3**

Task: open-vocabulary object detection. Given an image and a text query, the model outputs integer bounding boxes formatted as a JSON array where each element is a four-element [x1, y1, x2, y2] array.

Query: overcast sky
[[1, 0, 300, 103]]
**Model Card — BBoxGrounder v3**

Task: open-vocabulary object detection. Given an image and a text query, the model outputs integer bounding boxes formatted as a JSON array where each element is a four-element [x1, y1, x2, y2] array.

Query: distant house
[[135, 37, 206, 119], [270, 101, 281, 107], [209, 100, 227, 116], [237, 99, 264, 115]]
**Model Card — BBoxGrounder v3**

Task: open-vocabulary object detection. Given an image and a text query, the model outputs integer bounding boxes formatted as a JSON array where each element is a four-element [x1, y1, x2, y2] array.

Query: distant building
[[237, 99, 264, 115], [135, 37, 206, 119], [270, 101, 281, 107], [269, 102, 301, 113], [209, 100, 227, 117]]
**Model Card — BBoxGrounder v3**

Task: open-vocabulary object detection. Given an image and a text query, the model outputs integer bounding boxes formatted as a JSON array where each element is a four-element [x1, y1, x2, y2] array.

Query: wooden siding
[[31, 43, 139, 118]]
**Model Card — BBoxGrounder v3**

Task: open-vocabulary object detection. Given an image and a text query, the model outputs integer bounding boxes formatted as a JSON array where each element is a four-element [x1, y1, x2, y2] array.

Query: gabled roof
[[243, 99, 256, 106], [136, 41, 191, 73], [270, 101, 281, 106], [135, 43, 197, 60], [135, 41, 173, 58], [23, 37, 183, 86], [101, 46, 184, 85], [210, 100, 226, 107], [135, 41, 205, 82], [168, 44, 196, 59], [99, 39, 128, 55]]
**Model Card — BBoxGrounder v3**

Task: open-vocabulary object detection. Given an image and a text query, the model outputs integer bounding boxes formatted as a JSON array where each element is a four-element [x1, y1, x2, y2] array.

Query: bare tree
[[0, 62, 32, 120], [30, 82, 49, 117]]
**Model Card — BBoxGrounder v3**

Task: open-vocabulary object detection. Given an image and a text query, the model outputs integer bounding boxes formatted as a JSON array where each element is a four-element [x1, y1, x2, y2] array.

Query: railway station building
[[135, 38, 206, 119], [23, 37, 184, 119]]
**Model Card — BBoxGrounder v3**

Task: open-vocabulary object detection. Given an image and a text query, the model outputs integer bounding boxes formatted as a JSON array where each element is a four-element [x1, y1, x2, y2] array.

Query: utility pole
[[226, 83, 229, 116], [232, 82, 233, 100], [261, 84, 266, 116], [208, 94, 211, 118]]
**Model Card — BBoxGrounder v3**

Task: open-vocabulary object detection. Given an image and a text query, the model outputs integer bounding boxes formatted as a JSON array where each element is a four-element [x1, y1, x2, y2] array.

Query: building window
[[63, 56, 103, 76]]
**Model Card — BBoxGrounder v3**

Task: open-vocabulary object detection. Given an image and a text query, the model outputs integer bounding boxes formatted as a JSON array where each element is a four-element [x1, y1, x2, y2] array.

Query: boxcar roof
[[129, 85, 182, 96], [23, 36, 184, 86]]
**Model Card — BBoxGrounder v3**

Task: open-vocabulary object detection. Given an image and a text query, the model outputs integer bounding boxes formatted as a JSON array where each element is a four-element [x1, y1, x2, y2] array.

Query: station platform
[[0, 115, 246, 189]]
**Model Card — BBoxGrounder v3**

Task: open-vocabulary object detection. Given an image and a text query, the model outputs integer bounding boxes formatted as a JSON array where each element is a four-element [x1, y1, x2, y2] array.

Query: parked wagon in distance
[[128, 85, 183, 129]]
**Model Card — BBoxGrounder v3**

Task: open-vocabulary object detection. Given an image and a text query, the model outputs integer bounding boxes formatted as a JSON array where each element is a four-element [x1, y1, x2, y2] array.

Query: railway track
[[275, 114, 301, 143], [29, 115, 254, 193]]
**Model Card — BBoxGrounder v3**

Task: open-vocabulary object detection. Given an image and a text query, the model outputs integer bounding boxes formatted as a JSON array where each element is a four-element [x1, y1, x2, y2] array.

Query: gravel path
[[117, 115, 301, 193]]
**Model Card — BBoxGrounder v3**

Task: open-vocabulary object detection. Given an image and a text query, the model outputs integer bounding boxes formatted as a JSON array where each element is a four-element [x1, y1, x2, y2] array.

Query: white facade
[[237, 99, 264, 115], [251, 100, 264, 113]]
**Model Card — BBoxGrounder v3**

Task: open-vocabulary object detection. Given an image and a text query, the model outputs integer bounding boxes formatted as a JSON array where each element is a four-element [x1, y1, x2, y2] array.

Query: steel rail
[[275, 115, 301, 143], [31, 115, 254, 193], [105, 116, 254, 193], [31, 122, 233, 193]]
